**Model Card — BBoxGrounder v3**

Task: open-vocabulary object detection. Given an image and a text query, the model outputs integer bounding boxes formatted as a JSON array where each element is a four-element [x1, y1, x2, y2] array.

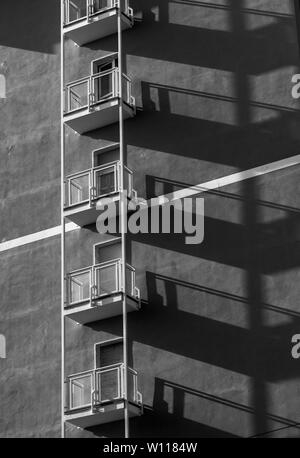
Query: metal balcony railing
[[63, 0, 133, 27], [65, 363, 142, 412], [64, 161, 134, 208], [65, 258, 140, 307], [64, 68, 134, 115]]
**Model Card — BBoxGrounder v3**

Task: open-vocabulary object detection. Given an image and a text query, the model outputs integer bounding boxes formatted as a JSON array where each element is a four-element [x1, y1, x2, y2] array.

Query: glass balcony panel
[[65, 70, 134, 119], [69, 174, 90, 205], [125, 266, 134, 296], [70, 374, 92, 409], [95, 263, 118, 296], [68, 80, 89, 112], [93, 0, 115, 13], [121, 74, 131, 104], [124, 168, 132, 198], [67, 0, 87, 23], [97, 368, 120, 402], [94, 166, 116, 196], [127, 370, 136, 403], [70, 271, 91, 304]]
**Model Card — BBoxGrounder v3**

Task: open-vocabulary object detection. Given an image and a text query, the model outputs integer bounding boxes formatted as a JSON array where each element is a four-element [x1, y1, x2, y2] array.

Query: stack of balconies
[[62, 0, 142, 431]]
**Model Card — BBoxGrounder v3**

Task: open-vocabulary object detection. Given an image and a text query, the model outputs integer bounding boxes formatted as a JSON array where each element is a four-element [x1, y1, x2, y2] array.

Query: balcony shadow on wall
[[145, 174, 300, 208], [127, 203, 300, 275], [136, 272, 300, 383], [132, 377, 299, 438], [94, 0, 298, 74], [84, 403, 235, 438], [91, 269, 300, 382], [84, 0, 300, 173], [143, 175, 300, 272], [130, 405, 238, 438], [0, 0, 60, 54], [92, 271, 300, 436], [86, 81, 300, 174]]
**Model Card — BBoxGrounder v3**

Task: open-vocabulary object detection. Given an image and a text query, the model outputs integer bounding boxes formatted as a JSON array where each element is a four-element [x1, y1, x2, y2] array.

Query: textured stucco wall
[[0, 1, 61, 242], [0, 238, 61, 437], [0, 0, 61, 437]]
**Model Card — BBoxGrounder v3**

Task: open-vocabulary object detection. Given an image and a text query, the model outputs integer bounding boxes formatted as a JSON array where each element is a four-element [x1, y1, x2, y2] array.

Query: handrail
[[122, 72, 130, 82], [65, 160, 120, 181], [94, 257, 121, 269], [67, 362, 123, 380], [126, 263, 135, 272], [65, 70, 131, 92], [65, 168, 91, 180], [124, 165, 133, 175], [91, 68, 116, 79], [65, 265, 92, 277], [66, 258, 121, 278], [65, 74, 90, 88]]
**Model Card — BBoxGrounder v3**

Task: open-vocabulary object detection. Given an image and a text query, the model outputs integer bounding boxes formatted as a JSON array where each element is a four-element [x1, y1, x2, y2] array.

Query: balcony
[[64, 258, 140, 323], [64, 68, 135, 134], [64, 363, 142, 428], [64, 160, 136, 226], [63, 0, 134, 46]]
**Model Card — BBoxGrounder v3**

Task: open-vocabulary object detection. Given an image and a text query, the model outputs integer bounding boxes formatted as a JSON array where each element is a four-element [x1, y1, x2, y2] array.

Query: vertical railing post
[[90, 266, 93, 308], [117, 161, 121, 192], [64, 0, 68, 25], [65, 274, 68, 308], [93, 369, 97, 408], [89, 169, 92, 207], [114, 68, 118, 98], [88, 76, 91, 111], [65, 379, 69, 412]]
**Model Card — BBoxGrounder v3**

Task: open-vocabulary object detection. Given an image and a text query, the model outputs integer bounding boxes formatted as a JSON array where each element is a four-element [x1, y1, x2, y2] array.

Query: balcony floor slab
[[64, 100, 135, 134], [64, 294, 140, 324]]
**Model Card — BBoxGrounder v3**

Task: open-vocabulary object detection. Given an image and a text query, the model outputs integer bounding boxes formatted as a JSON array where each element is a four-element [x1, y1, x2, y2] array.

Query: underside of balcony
[[64, 293, 140, 324], [64, 99, 135, 134]]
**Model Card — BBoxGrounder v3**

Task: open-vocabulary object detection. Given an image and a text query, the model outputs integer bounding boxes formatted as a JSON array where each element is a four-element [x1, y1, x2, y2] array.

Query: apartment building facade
[[1, 0, 300, 438]]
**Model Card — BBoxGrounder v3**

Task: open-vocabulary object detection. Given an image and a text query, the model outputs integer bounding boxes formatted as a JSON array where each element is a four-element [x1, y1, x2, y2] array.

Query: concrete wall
[[0, 0, 61, 437], [1, 0, 300, 438], [64, 0, 300, 438]]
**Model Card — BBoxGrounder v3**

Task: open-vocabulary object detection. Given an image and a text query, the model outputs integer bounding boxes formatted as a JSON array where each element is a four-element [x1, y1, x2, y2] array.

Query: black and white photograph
[[1, 0, 300, 445]]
